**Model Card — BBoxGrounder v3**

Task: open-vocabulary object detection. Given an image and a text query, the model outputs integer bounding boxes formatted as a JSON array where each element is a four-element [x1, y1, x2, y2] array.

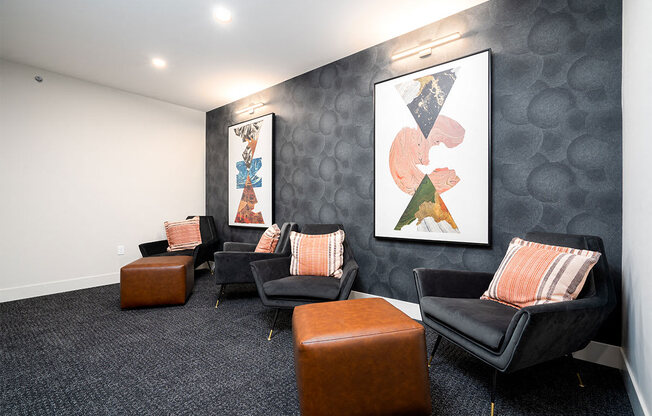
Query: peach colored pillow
[[255, 224, 281, 253], [481, 238, 601, 308], [289, 230, 345, 278], [165, 217, 202, 251]]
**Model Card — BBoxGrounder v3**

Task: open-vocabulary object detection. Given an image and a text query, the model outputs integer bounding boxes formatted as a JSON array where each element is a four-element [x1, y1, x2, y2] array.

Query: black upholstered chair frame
[[414, 232, 616, 415], [250, 224, 359, 340], [139, 216, 220, 270], [212, 222, 298, 307]]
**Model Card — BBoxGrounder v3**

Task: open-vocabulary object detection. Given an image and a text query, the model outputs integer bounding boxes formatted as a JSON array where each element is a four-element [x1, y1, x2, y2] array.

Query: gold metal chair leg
[[215, 285, 225, 309], [428, 335, 442, 368], [489, 368, 497, 415], [267, 309, 279, 341], [568, 354, 585, 388]]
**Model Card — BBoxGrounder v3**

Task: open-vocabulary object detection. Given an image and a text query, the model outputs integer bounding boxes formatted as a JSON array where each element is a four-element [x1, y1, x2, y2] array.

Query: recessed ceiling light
[[151, 58, 167, 68], [214, 6, 232, 23]]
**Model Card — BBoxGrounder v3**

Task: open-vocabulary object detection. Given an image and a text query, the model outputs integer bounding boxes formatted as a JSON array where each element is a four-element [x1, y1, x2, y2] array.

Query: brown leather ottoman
[[292, 298, 431, 416], [120, 256, 194, 309]]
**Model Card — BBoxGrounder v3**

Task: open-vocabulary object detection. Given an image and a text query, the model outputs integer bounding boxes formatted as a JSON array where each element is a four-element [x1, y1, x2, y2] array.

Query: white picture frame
[[228, 113, 274, 228], [374, 50, 491, 245]]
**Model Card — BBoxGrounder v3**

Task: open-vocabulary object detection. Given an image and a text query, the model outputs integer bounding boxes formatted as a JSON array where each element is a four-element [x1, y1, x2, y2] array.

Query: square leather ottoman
[[292, 298, 431, 416], [120, 256, 194, 309]]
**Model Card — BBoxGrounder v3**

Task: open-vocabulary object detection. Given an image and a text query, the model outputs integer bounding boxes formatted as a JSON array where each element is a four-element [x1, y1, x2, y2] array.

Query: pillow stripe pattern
[[289, 230, 345, 278], [481, 237, 601, 308], [255, 224, 281, 253], [164, 217, 202, 252]]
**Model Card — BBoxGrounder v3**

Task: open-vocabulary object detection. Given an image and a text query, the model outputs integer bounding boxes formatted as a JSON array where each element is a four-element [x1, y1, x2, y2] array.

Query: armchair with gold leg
[[250, 224, 359, 340], [213, 222, 298, 307], [414, 232, 616, 415], [138, 215, 219, 270]]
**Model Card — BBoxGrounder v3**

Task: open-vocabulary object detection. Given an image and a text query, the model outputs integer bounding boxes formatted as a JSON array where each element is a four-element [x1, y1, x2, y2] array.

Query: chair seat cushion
[[263, 275, 340, 300], [421, 297, 517, 351], [152, 249, 194, 257]]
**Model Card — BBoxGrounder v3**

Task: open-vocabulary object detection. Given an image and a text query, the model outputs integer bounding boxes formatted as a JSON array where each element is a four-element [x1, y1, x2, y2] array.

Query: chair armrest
[[223, 242, 257, 252], [193, 239, 221, 265], [523, 296, 606, 316], [505, 296, 614, 371], [250, 256, 291, 285], [139, 239, 168, 257], [338, 259, 359, 299], [413, 268, 493, 299]]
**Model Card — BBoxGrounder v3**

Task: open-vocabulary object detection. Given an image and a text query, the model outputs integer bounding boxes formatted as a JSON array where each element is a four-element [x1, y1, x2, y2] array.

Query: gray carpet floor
[[1, 270, 633, 415]]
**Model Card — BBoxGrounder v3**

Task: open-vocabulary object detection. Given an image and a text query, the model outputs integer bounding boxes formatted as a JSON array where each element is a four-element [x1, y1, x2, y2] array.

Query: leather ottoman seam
[[299, 327, 423, 345]]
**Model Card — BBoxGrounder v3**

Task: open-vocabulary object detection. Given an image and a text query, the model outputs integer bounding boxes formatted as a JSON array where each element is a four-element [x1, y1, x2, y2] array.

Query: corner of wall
[[622, 351, 651, 416]]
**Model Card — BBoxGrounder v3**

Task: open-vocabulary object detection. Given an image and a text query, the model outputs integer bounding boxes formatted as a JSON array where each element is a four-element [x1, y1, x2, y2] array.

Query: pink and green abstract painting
[[390, 68, 465, 233]]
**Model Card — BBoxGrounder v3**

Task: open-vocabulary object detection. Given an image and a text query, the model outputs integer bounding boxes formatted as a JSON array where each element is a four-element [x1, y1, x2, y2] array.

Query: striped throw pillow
[[164, 217, 202, 252], [481, 237, 601, 308], [255, 224, 281, 253], [289, 230, 345, 278]]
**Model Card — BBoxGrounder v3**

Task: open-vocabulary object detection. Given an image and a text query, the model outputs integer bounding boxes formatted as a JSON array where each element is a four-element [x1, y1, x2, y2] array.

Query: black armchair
[[414, 232, 615, 415], [250, 224, 359, 340], [212, 222, 298, 307], [139, 216, 220, 270]]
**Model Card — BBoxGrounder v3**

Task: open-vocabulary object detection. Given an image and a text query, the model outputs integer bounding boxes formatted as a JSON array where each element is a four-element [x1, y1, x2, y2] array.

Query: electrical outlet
[[117, 245, 125, 255]]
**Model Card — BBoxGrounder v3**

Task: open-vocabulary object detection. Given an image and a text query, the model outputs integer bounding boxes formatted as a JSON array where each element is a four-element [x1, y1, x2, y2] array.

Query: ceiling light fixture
[[391, 32, 461, 61], [235, 103, 264, 115], [151, 58, 167, 68], [214, 6, 232, 23]]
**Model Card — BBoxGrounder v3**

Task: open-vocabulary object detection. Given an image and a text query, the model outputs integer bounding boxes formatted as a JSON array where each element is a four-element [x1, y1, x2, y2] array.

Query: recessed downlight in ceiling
[[151, 58, 167, 68], [213, 6, 232, 23]]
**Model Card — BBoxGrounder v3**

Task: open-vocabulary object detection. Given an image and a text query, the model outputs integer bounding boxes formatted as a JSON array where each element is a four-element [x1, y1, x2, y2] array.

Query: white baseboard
[[349, 290, 624, 371], [572, 340, 624, 369], [622, 352, 651, 416], [0, 272, 120, 303]]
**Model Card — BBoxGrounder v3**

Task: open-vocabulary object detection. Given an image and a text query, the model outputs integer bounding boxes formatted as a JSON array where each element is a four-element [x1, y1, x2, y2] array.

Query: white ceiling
[[0, 0, 486, 111]]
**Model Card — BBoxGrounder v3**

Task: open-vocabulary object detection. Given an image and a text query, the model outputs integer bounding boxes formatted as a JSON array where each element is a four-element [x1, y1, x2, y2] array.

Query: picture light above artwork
[[235, 102, 265, 115], [391, 32, 461, 61]]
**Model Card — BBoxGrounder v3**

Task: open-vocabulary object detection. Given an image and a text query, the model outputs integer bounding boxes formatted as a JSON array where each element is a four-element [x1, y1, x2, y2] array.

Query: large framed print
[[374, 49, 491, 245], [228, 113, 274, 228]]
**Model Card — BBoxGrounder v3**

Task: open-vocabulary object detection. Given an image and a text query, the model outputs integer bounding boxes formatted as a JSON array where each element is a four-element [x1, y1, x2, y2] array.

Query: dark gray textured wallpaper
[[207, 0, 622, 342]]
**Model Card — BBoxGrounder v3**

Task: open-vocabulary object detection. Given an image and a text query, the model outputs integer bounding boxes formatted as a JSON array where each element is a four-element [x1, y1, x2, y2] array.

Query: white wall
[[0, 59, 206, 301], [622, 0, 652, 414]]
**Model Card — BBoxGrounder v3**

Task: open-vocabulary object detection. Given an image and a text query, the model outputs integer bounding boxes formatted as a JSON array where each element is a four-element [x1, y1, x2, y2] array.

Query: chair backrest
[[524, 232, 615, 309], [300, 224, 354, 263], [186, 216, 218, 243], [275, 222, 298, 254]]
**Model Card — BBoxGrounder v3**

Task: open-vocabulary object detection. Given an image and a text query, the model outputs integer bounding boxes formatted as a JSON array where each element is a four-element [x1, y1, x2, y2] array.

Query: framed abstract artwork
[[374, 49, 491, 245], [228, 113, 274, 228]]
